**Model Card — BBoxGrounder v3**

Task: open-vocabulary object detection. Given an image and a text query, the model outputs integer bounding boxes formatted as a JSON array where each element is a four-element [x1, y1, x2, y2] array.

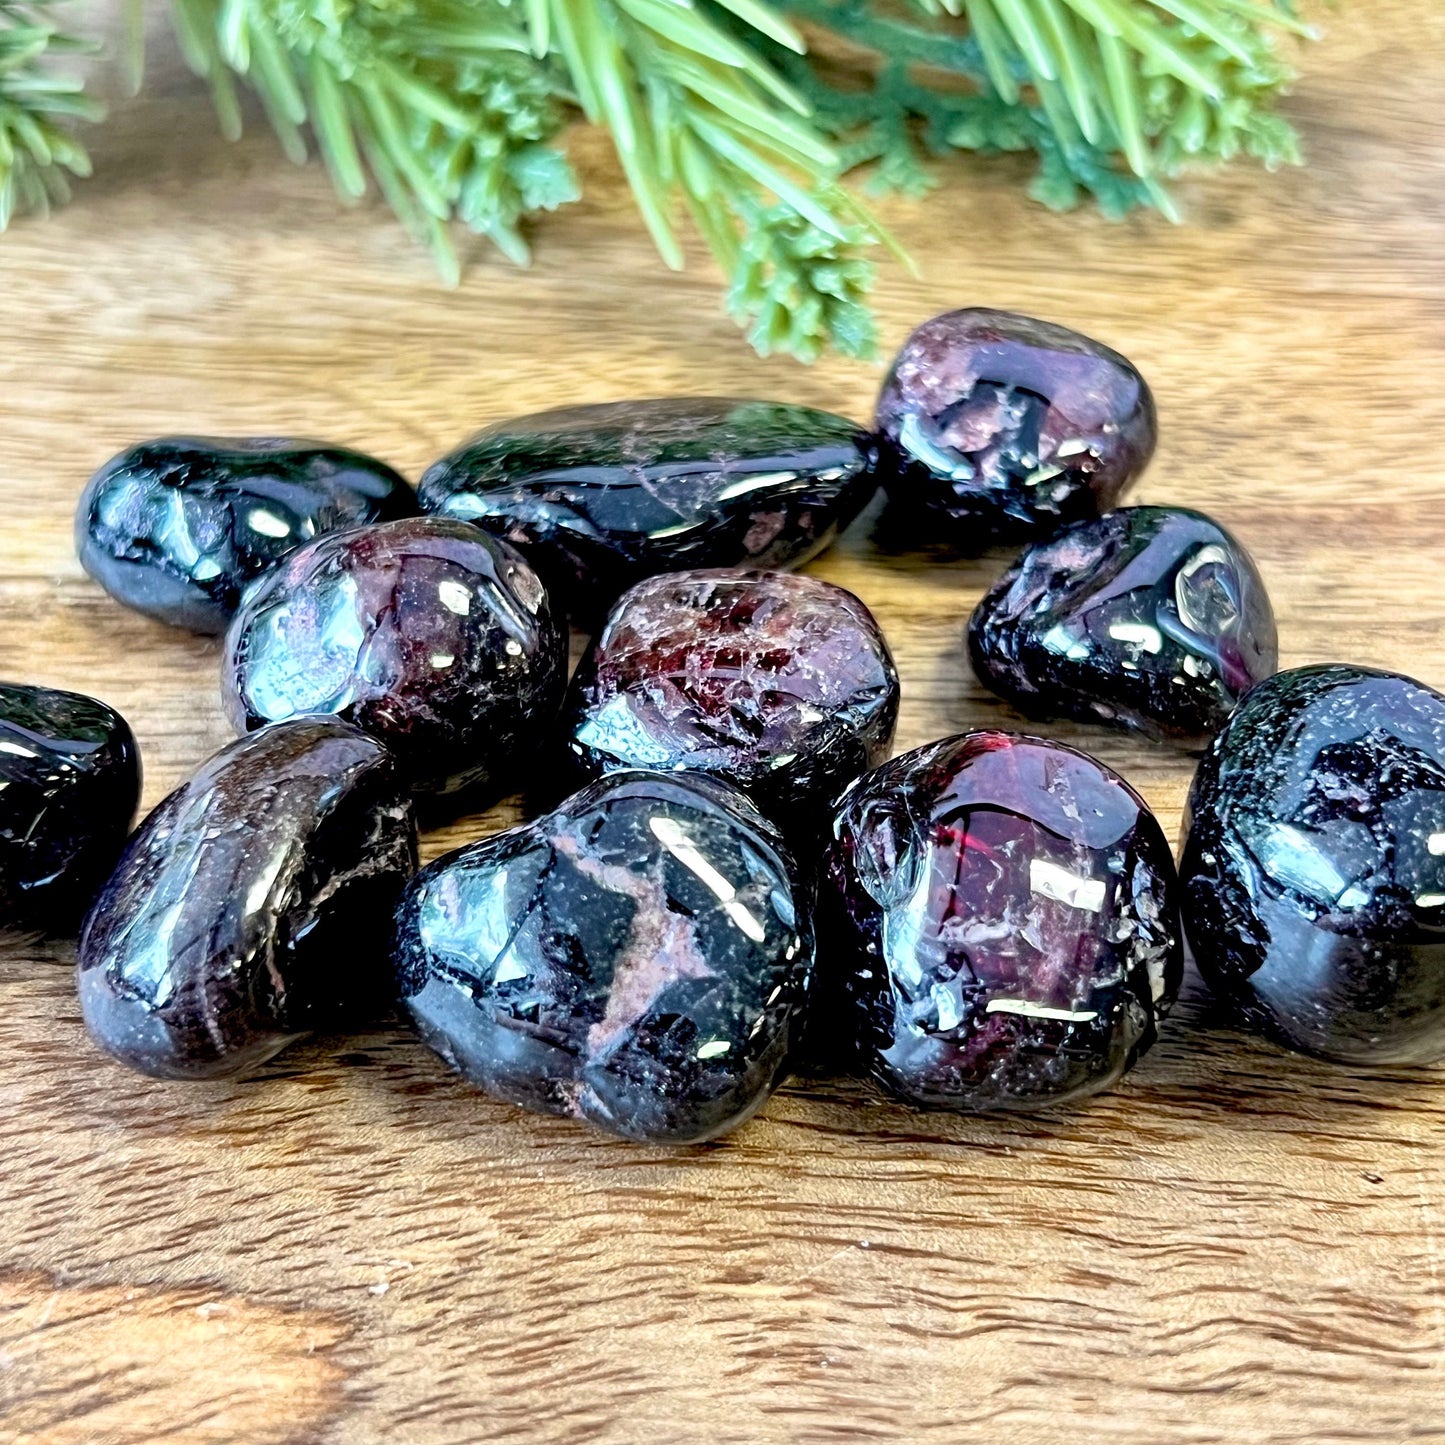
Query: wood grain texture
[[3, 4, 1445, 1441]]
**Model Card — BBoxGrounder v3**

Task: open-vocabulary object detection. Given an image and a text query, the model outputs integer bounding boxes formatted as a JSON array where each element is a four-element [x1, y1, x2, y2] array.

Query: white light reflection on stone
[[649, 814, 766, 943], [716, 472, 797, 500], [1108, 621, 1163, 654], [438, 580, 472, 616], [986, 998, 1099, 1023], [1029, 858, 1106, 913], [248, 508, 293, 540]]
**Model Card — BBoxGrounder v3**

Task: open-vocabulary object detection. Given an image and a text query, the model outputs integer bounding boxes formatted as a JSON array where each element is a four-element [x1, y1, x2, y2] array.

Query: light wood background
[[3, 4, 1444, 1442]]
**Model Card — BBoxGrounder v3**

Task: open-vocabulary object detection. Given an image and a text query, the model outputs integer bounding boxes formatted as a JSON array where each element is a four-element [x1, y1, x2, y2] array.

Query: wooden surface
[[3, 5, 1445, 1442]]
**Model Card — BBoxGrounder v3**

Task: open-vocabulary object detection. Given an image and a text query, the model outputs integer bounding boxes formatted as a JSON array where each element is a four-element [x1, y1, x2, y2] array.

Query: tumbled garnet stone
[[565, 569, 899, 831], [815, 731, 1182, 1110], [876, 308, 1156, 549], [77, 437, 417, 634], [79, 718, 417, 1080], [969, 506, 1278, 747], [0, 682, 141, 933], [222, 516, 566, 799], [418, 398, 880, 622], [1182, 665, 1445, 1065], [394, 770, 813, 1144]]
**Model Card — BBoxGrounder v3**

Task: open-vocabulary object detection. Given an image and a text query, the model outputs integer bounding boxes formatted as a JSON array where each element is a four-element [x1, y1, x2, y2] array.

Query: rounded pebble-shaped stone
[[394, 770, 813, 1144], [1182, 665, 1445, 1065], [816, 731, 1181, 1110], [565, 569, 899, 831], [418, 398, 880, 622], [222, 516, 567, 799], [876, 308, 1156, 549], [969, 506, 1278, 747], [78, 718, 417, 1080], [76, 437, 418, 633], [1, 683, 141, 933]]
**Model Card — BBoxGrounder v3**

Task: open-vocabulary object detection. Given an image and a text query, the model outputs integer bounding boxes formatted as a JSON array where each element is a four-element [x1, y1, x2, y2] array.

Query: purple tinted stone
[[222, 516, 566, 799], [565, 569, 899, 831], [394, 770, 812, 1144], [1, 683, 141, 934], [816, 732, 1181, 1109], [418, 398, 880, 622], [1182, 665, 1445, 1065], [78, 718, 418, 1080], [76, 437, 418, 634], [969, 506, 1278, 748], [876, 308, 1157, 549]]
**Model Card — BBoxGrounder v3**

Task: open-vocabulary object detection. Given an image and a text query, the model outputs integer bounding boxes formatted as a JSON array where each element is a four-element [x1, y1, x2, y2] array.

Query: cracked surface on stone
[[1182, 664, 1445, 1064], [394, 770, 812, 1144], [78, 718, 418, 1080], [815, 730, 1181, 1110]]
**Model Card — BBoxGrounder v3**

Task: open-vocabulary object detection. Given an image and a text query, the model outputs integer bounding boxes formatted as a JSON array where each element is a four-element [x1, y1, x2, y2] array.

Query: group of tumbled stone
[[4, 306, 1443, 1147]]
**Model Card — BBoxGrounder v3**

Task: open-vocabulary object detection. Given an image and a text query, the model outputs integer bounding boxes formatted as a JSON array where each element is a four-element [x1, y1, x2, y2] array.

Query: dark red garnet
[[565, 569, 898, 831], [418, 398, 880, 622], [76, 437, 417, 634], [0, 682, 141, 934], [394, 770, 812, 1144], [969, 506, 1278, 747], [876, 308, 1156, 550], [78, 718, 417, 1080], [222, 516, 566, 800], [815, 731, 1181, 1110], [1182, 665, 1445, 1065]]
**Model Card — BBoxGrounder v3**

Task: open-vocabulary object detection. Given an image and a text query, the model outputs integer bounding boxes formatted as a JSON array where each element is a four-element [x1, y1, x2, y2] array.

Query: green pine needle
[[3, 0, 1317, 360], [765, 0, 1305, 223], [0, 0, 100, 229], [726, 198, 877, 361]]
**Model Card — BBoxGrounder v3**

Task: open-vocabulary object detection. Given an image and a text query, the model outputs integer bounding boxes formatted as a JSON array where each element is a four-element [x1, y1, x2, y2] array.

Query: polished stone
[[815, 731, 1181, 1109], [969, 506, 1278, 747], [565, 569, 898, 830], [76, 437, 418, 633], [0, 683, 141, 933], [1182, 665, 1445, 1064], [222, 516, 567, 799], [876, 308, 1156, 549], [78, 718, 417, 1079], [418, 398, 880, 621], [394, 770, 812, 1144]]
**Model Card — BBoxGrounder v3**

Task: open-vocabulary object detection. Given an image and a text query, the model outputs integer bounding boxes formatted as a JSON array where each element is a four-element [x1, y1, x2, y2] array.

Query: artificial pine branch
[[0, 0, 99, 227], [541, 0, 879, 357], [0, 0, 1316, 361], [767, 0, 1304, 215], [154, 0, 583, 278]]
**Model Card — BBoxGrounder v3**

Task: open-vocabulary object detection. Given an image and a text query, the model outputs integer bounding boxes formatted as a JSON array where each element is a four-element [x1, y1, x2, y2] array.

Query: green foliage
[[1, 0, 1315, 359], [0, 0, 99, 227], [726, 198, 877, 361], [535, 0, 878, 357], [160, 0, 581, 277], [767, 0, 1305, 218]]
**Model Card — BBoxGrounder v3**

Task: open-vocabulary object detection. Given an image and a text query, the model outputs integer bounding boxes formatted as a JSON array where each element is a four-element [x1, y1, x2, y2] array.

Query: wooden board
[[3, 4, 1445, 1441]]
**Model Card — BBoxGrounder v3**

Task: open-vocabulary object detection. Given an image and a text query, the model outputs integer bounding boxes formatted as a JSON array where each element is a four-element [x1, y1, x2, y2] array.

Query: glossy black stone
[[222, 516, 567, 799], [394, 770, 813, 1144], [78, 718, 417, 1080], [565, 569, 899, 832], [77, 437, 418, 633], [0, 683, 141, 933], [418, 398, 880, 622], [1182, 665, 1445, 1065], [876, 308, 1157, 550], [969, 506, 1278, 748], [816, 732, 1181, 1110]]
